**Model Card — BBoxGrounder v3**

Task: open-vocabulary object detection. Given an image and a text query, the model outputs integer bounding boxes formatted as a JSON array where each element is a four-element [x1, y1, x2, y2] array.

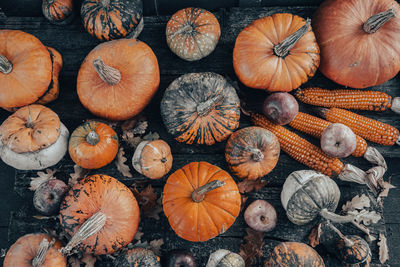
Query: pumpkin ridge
[[197, 203, 219, 240], [203, 200, 237, 220]]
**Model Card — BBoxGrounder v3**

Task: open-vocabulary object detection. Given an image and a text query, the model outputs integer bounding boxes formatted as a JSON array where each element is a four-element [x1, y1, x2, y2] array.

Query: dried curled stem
[[93, 58, 121, 85], [32, 238, 55, 267], [197, 94, 224, 116], [274, 18, 311, 57], [363, 9, 396, 34], [192, 180, 225, 203], [0, 54, 12, 74]]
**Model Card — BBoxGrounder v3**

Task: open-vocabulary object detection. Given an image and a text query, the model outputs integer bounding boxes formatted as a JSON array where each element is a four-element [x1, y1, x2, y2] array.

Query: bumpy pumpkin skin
[[0, 30, 52, 108], [42, 0, 74, 25], [59, 174, 140, 255], [81, 0, 143, 41], [69, 121, 118, 169], [337, 235, 371, 266], [166, 7, 221, 61], [265, 242, 325, 267], [115, 248, 161, 267], [163, 162, 241, 242], [313, 0, 400, 88], [161, 72, 240, 145], [225, 126, 280, 180], [4, 233, 66, 267], [233, 13, 320, 92], [77, 39, 160, 120], [281, 170, 340, 225]]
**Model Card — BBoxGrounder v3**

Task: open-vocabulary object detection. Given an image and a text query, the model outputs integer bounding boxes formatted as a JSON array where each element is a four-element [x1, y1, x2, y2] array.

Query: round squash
[[81, 0, 143, 41], [132, 139, 173, 179], [265, 242, 325, 266], [59, 174, 140, 255], [313, 0, 400, 88], [337, 235, 371, 267], [161, 72, 240, 145], [77, 39, 160, 120], [233, 13, 320, 92], [115, 248, 161, 267], [69, 121, 118, 169], [4, 233, 66, 267], [163, 161, 241, 242], [207, 249, 245, 267], [166, 7, 221, 61], [0, 104, 69, 170], [225, 126, 280, 180], [42, 0, 74, 25]]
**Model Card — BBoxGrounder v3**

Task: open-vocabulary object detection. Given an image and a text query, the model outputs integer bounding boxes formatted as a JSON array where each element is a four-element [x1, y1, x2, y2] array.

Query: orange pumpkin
[[59, 174, 140, 255], [77, 39, 160, 120], [265, 242, 325, 266], [233, 14, 320, 92], [313, 0, 400, 88], [163, 162, 241, 242], [225, 127, 280, 180], [166, 7, 221, 61], [69, 121, 118, 169], [4, 233, 66, 267], [132, 139, 173, 179], [42, 0, 74, 25]]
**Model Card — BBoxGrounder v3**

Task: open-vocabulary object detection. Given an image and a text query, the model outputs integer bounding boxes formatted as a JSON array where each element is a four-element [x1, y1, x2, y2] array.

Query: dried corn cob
[[250, 112, 344, 176], [289, 112, 367, 157], [317, 107, 400, 146], [295, 87, 400, 113]]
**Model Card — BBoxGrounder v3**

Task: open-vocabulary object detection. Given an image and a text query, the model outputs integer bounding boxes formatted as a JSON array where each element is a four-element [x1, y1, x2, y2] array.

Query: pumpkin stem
[[320, 208, 357, 223], [101, 0, 110, 6], [93, 58, 121, 85], [60, 211, 106, 255], [26, 106, 34, 128], [246, 147, 264, 162], [0, 54, 12, 74], [364, 147, 387, 170], [363, 9, 395, 34], [86, 131, 100, 146], [197, 94, 224, 116], [32, 238, 55, 267], [273, 18, 311, 58], [192, 180, 226, 203], [325, 221, 355, 247]]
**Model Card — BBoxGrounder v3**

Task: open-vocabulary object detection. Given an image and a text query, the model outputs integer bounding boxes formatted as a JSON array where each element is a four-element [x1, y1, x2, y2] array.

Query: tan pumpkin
[[132, 139, 173, 179], [225, 127, 280, 180], [69, 121, 118, 169], [4, 233, 66, 267], [0, 104, 69, 170], [163, 162, 241, 242], [77, 38, 160, 120]]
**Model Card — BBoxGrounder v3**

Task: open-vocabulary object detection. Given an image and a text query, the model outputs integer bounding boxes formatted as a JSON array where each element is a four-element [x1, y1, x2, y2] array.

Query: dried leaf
[[0, 248, 6, 257], [378, 233, 389, 264], [143, 132, 159, 141], [134, 228, 144, 241], [309, 223, 323, 247], [149, 239, 164, 256], [378, 181, 396, 198], [342, 194, 370, 212], [132, 120, 148, 135], [69, 165, 90, 187], [237, 178, 267, 194], [122, 134, 143, 149], [240, 195, 248, 212], [350, 210, 381, 225], [29, 169, 57, 191], [68, 256, 81, 267], [131, 185, 158, 215], [239, 228, 264, 266], [116, 147, 132, 177], [81, 254, 96, 267]]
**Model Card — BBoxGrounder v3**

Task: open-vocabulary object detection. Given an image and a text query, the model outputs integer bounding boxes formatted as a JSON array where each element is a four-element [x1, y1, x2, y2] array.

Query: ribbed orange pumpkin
[[163, 162, 241, 242], [4, 233, 66, 267], [233, 13, 320, 92], [265, 242, 325, 266], [42, 0, 74, 25], [225, 127, 280, 180], [77, 39, 160, 120], [59, 174, 140, 255], [313, 0, 400, 88], [69, 121, 118, 169]]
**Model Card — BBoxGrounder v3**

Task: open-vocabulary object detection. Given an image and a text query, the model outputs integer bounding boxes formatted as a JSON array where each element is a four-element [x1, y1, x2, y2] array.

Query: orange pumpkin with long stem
[[163, 162, 241, 242], [69, 121, 118, 169]]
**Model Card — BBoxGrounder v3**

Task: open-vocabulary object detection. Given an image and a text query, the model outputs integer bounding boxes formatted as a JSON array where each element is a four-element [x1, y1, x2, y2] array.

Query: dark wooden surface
[[0, 3, 400, 267]]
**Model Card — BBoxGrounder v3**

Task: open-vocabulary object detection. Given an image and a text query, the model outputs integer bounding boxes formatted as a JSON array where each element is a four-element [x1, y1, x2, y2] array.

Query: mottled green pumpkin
[[337, 235, 371, 267]]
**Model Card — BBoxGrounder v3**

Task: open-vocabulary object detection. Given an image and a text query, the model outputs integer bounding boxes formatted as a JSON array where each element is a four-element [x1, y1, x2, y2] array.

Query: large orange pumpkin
[[59, 174, 140, 255], [233, 14, 320, 92], [163, 162, 241, 242], [4, 233, 66, 267], [313, 0, 400, 88], [69, 121, 118, 169], [77, 39, 160, 120]]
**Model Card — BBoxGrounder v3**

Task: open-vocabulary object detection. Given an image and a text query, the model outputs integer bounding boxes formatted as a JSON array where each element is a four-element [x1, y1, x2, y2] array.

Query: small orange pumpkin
[[59, 174, 140, 255], [163, 162, 241, 242], [77, 39, 160, 120], [132, 139, 173, 179], [69, 121, 118, 169], [233, 14, 320, 92], [4, 233, 66, 267], [225, 127, 280, 180], [265, 242, 325, 266], [42, 0, 74, 25]]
